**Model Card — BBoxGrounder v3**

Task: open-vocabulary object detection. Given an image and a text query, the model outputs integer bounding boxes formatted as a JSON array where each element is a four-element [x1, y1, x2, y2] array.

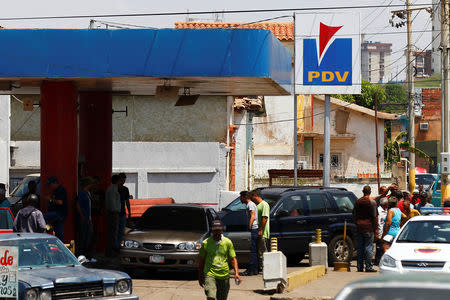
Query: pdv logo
[[303, 22, 352, 86]]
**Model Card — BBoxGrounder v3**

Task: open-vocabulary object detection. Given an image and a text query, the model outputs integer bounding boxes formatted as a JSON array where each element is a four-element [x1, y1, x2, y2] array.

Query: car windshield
[[416, 175, 436, 187], [10, 176, 40, 197], [223, 194, 280, 212], [140, 206, 207, 232], [397, 220, 450, 243], [341, 287, 449, 300], [0, 237, 79, 269]]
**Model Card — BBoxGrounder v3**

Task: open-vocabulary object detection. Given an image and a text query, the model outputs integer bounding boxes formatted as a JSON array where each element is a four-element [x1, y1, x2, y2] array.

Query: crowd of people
[[353, 183, 431, 271], [0, 173, 131, 261]]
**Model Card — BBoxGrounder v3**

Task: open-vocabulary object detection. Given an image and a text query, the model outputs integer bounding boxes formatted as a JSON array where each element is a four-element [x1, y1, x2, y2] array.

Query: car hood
[[19, 265, 128, 288], [388, 242, 450, 261], [125, 230, 206, 243]]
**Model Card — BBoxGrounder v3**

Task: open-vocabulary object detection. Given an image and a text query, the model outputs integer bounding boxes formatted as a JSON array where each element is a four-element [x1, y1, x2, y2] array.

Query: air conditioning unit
[[419, 123, 429, 131]]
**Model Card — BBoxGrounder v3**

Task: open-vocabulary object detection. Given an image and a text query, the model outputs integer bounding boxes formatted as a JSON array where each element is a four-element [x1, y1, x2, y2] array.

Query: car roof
[[0, 233, 57, 241], [150, 204, 209, 210], [348, 273, 450, 286], [408, 215, 450, 221], [258, 186, 348, 197]]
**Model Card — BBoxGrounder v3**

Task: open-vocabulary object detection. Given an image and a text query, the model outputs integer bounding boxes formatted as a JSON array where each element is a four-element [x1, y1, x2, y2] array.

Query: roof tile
[[174, 22, 294, 41]]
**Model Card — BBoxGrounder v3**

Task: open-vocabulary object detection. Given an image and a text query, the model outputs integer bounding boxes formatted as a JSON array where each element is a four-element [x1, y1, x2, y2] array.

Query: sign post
[[295, 13, 361, 186], [0, 247, 18, 299]]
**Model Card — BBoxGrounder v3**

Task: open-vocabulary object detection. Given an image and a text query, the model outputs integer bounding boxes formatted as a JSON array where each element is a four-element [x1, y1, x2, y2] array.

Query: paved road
[[130, 262, 378, 300]]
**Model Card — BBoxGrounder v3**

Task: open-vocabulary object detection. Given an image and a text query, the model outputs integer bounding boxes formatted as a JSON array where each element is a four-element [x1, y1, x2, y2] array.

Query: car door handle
[[328, 217, 338, 222], [296, 220, 307, 224]]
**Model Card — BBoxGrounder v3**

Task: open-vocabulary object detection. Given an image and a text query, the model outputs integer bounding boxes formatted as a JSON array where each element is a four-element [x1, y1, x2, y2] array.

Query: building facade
[[361, 39, 392, 83], [413, 50, 433, 78]]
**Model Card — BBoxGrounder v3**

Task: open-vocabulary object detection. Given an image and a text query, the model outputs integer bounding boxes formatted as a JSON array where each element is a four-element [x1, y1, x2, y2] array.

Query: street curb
[[286, 266, 326, 292]]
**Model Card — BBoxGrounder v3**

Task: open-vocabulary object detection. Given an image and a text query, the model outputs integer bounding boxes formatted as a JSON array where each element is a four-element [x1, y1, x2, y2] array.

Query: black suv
[[219, 186, 357, 264]]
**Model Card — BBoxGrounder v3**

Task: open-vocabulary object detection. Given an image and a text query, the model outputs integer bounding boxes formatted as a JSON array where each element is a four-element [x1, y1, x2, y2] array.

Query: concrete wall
[[10, 95, 228, 143], [10, 141, 229, 209], [0, 96, 10, 189], [252, 95, 294, 179]]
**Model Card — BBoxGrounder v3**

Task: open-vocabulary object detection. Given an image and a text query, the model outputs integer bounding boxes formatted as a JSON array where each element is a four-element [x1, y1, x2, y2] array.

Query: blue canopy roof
[[0, 28, 292, 95]]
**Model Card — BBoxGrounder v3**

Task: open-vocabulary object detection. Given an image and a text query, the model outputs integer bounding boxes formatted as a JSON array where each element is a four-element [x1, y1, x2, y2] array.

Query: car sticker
[[414, 247, 441, 253]]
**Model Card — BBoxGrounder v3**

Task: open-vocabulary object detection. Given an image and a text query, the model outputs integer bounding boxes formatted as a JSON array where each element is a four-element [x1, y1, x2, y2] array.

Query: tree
[[333, 79, 386, 109], [383, 82, 408, 113], [384, 131, 433, 169]]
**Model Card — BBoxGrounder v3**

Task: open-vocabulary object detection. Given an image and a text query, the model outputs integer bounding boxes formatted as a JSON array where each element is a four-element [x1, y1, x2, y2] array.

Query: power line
[[0, 3, 433, 21]]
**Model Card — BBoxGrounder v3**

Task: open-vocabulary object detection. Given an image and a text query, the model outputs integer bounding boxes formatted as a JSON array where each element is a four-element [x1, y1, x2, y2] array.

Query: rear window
[[140, 206, 207, 232], [333, 194, 355, 213]]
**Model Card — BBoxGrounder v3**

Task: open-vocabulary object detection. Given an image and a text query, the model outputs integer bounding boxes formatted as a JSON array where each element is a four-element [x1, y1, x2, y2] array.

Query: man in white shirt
[[239, 191, 259, 276], [375, 197, 388, 265]]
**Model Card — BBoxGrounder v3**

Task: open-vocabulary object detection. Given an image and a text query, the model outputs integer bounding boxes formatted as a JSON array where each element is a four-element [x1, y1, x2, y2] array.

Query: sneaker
[[365, 269, 377, 273]]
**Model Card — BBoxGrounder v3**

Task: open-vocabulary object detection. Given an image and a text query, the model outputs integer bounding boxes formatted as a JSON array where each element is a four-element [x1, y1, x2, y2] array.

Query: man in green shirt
[[198, 220, 241, 300], [249, 189, 270, 272]]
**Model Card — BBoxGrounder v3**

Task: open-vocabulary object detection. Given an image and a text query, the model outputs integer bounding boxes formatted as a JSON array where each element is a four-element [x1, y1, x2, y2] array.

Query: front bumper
[[120, 249, 199, 269], [380, 262, 450, 274]]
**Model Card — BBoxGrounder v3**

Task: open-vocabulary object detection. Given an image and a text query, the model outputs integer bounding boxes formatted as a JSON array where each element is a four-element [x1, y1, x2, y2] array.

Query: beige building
[[361, 39, 392, 83], [298, 95, 397, 178]]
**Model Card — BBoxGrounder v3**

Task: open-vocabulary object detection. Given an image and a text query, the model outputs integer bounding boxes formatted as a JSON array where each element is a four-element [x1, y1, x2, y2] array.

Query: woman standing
[[381, 191, 406, 251]]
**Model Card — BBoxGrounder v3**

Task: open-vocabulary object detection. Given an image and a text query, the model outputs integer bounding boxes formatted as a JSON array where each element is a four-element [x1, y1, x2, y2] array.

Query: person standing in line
[[249, 189, 270, 273], [353, 185, 378, 273], [402, 197, 420, 225], [117, 173, 131, 248], [374, 197, 388, 265], [198, 220, 241, 300], [105, 174, 121, 257], [0, 183, 11, 209], [43, 177, 68, 242], [13, 194, 46, 233], [239, 191, 258, 276], [382, 192, 407, 251], [76, 177, 94, 259], [374, 186, 388, 206]]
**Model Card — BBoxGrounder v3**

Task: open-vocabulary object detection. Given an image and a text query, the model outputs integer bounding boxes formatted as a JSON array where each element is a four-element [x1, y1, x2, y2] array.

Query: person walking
[[117, 173, 131, 249], [375, 197, 388, 265], [13, 194, 46, 233], [353, 185, 378, 272], [105, 174, 121, 257], [76, 177, 94, 258], [239, 191, 258, 276], [198, 220, 241, 300], [43, 177, 68, 242], [0, 183, 11, 209], [249, 189, 270, 273]]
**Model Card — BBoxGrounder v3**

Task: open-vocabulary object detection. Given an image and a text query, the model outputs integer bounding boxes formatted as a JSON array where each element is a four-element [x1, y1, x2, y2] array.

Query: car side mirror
[[276, 210, 290, 218], [77, 255, 87, 265]]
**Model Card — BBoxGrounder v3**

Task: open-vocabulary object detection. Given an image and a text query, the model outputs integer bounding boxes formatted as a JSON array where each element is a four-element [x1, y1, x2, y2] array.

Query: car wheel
[[328, 234, 353, 263], [287, 252, 306, 265]]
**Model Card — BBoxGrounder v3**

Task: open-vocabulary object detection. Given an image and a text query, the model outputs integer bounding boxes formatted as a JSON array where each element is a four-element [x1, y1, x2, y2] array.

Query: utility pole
[[391, 4, 432, 193], [441, 0, 450, 204], [374, 93, 381, 192], [406, 0, 416, 194]]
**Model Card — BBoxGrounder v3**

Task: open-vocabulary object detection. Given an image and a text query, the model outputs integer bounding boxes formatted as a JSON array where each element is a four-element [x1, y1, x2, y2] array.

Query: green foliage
[[383, 82, 408, 113], [415, 73, 441, 88], [384, 130, 434, 169], [333, 79, 386, 109]]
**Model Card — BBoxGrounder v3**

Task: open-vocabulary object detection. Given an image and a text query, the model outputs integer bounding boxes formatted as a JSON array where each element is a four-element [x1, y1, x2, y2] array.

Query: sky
[[0, 0, 434, 81]]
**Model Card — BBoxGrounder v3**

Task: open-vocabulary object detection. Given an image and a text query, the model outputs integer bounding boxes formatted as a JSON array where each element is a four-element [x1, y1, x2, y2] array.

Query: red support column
[[79, 92, 112, 253], [41, 81, 78, 243]]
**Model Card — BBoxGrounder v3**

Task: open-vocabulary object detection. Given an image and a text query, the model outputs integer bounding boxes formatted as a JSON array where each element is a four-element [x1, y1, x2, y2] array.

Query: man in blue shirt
[[0, 183, 11, 209], [76, 177, 94, 258], [43, 177, 68, 242]]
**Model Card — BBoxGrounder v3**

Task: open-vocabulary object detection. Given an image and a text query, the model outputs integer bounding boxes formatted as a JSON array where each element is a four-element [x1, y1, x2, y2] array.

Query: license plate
[[149, 255, 165, 264]]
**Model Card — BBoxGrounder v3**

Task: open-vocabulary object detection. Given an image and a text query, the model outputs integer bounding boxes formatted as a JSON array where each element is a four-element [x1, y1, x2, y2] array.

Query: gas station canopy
[[0, 28, 292, 95]]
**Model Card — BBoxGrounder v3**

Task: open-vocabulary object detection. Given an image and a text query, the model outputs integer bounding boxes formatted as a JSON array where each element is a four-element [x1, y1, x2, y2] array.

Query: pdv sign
[[295, 13, 361, 94]]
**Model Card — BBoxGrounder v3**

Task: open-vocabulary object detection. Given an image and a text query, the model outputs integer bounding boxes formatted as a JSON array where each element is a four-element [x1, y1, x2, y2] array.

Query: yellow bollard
[[315, 229, 322, 244], [270, 237, 278, 252]]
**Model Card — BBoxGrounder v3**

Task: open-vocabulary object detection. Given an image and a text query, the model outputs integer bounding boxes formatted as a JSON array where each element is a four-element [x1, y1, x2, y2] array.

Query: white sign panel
[[0, 247, 18, 299], [295, 13, 361, 94]]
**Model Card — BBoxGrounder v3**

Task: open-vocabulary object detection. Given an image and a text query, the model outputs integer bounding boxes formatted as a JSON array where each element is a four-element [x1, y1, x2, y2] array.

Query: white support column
[[0, 95, 10, 192], [323, 95, 331, 187]]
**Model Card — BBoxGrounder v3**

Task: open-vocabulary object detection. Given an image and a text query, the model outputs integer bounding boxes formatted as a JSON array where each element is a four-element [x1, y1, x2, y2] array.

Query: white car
[[380, 214, 450, 273]]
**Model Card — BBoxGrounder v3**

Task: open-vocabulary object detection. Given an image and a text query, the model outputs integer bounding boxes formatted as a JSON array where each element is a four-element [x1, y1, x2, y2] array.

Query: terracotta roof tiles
[[174, 22, 294, 41]]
